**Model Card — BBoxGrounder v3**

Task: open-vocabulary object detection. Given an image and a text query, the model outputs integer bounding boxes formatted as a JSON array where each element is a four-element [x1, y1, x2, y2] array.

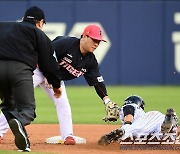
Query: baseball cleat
[[98, 128, 124, 145], [9, 119, 30, 151], [161, 108, 178, 134], [64, 136, 76, 145]]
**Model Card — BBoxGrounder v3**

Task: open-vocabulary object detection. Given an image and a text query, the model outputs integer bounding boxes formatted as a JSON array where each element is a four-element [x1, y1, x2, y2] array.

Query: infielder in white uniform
[[98, 95, 178, 145]]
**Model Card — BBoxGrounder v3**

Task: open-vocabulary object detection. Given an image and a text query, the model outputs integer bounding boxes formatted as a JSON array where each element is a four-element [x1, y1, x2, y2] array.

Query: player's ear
[[36, 20, 44, 30], [82, 34, 88, 39], [81, 34, 87, 41]]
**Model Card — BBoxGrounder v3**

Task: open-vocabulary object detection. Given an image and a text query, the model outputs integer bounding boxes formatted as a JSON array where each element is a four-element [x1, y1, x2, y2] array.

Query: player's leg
[[32, 68, 45, 88], [0, 61, 33, 151], [0, 67, 44, 140], [39, 81, 74, 143], [0, 112, 9, 138]]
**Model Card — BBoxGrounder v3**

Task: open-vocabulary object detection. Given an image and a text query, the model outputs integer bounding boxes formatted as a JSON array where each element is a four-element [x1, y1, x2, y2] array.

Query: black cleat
[[9, 119, 30, 151]]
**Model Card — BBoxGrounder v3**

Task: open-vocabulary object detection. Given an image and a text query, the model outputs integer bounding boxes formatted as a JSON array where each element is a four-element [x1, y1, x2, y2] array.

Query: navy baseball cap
[[24, 6, 46, 23]]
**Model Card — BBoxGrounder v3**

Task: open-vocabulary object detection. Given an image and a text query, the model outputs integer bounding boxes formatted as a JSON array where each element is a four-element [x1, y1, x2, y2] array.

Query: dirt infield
[[0, 124, 180, 154]]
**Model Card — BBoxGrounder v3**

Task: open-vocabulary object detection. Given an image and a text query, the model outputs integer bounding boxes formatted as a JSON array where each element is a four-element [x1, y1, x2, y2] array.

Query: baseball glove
[[103, 101, 120, 122]]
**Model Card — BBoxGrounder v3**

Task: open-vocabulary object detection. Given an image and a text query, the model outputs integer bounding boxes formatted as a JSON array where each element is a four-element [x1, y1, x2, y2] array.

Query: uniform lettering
[[59, 59, 84, 77], [63, 57, 72, 63]]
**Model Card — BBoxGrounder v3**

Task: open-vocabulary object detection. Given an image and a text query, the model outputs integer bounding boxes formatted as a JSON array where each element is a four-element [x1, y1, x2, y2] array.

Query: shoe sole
[[18, 147, 31, 152], [9, 119, 28, 150]]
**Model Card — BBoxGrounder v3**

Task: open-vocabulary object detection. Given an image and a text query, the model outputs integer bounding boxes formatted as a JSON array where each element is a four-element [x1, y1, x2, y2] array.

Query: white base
[[45, 136, 86, 144]]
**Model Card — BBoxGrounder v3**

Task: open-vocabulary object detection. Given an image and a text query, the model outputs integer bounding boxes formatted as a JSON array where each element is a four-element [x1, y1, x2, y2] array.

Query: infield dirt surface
[[0, 124, 179, 154]]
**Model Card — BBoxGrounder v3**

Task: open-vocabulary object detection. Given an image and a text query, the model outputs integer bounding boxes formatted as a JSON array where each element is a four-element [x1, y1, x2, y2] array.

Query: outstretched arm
[[94, 83, 120, 122]]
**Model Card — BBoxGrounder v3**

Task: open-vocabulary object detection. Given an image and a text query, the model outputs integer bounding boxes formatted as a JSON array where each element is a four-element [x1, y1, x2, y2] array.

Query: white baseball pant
[[120, 111, 165, 140], [0, 68, 73, 140]]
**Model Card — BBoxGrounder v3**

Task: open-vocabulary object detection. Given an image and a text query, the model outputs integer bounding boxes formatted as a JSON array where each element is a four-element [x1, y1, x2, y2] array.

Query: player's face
[[85, 36, 101, 53]]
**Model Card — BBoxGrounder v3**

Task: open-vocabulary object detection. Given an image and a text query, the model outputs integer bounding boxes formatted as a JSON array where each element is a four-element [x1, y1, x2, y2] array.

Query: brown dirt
[[0, 124, 180, 154]]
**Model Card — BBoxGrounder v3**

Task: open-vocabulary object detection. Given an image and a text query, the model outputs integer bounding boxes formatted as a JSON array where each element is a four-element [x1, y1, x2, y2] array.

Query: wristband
[[124, 121, 132, 125], [104, 98, 111, 105]]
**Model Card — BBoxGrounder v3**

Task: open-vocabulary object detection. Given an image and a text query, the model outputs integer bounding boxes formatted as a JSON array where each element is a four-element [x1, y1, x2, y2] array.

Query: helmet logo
[[124, 100, 132, 104]]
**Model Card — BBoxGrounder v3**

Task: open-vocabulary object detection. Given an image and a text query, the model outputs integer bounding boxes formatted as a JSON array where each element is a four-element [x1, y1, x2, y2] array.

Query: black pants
[[0, 60, 36, 126]]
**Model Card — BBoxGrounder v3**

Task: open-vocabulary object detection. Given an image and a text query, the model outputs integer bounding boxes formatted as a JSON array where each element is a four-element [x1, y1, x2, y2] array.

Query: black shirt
[[53, 36, 108, 99], [0, 21, 60, 88]]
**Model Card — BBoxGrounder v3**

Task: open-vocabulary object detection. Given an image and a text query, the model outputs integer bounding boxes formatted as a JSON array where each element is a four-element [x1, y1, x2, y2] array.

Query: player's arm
[[36, 31, 60, 89], [94, 82, 108, 101], [123, 105, 135, 124], [84, 73, 111, 103], [84, 56, 120, 122]]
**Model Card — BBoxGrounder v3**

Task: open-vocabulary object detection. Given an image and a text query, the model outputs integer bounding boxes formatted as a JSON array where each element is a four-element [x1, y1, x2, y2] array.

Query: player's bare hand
[[44, 78, 53, 89], [53, 87, 62, 98]]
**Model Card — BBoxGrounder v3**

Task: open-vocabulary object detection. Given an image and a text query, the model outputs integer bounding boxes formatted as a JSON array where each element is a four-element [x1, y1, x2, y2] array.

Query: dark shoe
[[9, 119, 30, 151], [98, 128, 124, 145], [161, 108, 178, 133]]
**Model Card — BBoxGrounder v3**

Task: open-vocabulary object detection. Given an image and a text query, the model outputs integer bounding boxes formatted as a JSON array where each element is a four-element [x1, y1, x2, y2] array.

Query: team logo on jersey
[[97, 76, 104, 82], [81, 68, 87, 72], [67, 54, 73, 58]]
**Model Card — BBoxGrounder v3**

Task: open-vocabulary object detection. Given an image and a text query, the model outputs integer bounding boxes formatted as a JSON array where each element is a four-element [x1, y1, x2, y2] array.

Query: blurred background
[[1, 0, 180, 86]]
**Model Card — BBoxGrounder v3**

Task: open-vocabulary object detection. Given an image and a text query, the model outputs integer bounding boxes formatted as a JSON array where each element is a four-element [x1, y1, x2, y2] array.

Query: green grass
[[33, 85, 180, 125], [1, 86, 180, 153]]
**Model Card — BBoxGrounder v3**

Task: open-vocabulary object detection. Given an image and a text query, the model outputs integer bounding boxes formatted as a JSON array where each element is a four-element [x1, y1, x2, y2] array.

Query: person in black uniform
[[0, 6, 61, 152], [53, 25, 111, 104], [43, 25, 118, 137]]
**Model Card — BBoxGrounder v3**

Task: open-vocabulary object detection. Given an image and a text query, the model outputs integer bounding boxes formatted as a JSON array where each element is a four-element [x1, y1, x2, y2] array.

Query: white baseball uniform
[[119, 104, 165, 140], [0, 68, 73, 140]]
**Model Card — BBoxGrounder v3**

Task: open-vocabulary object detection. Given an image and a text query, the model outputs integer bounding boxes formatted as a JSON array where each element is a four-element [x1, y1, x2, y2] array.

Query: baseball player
[[0, 24, 119, 145], [98, 95, 178, 145]]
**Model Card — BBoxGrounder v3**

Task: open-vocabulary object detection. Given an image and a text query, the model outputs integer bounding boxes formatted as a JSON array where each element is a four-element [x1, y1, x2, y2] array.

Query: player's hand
[[53, 87, 62, 98], [44, 78, 53, 89]]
